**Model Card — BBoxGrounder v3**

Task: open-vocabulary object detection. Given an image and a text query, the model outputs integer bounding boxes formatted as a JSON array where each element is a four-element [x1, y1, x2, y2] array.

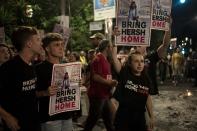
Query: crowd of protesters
[[0, 23, 196, 131], [158, 48, 197, 86]]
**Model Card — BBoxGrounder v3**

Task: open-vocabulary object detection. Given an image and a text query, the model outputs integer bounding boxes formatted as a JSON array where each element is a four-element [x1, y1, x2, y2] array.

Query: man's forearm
[[93, 74, 109, 86], [157, 28, 171, 58], [112, 46, 122, 73]]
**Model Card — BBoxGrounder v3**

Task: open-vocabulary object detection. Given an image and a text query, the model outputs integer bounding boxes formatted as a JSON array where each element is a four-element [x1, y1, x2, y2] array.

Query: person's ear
[[26, 40, 32, 48], [45, 46, 50, 52]]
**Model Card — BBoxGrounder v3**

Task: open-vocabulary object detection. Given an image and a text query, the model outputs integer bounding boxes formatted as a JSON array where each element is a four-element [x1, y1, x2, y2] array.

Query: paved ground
[[152, 80, 197, 131], [1, 80, 196, 131], [74, 80, 197, 131]]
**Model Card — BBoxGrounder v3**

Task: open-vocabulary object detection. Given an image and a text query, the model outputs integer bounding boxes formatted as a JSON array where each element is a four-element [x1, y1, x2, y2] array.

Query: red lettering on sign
[[121, 36, 145, 43], [152, 21, 165, 28], [55, 102, 76, 110]]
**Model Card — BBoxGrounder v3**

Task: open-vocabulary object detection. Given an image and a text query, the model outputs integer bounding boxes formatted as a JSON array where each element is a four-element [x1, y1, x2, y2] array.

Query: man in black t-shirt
[[0, 26, 43, 131], [36, 33, 73, 131]]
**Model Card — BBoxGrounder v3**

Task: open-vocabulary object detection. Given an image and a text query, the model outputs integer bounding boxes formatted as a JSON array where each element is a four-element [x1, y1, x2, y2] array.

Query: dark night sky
[[171, 0, 197, 45]]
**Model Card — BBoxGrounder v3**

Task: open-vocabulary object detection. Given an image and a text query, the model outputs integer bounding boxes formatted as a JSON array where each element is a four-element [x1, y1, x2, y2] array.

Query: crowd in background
[[1, 34, 197, 89], [0, 25, 196, 131]]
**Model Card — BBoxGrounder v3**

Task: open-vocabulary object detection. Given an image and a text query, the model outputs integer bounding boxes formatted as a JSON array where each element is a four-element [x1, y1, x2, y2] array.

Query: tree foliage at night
[[0, 0, 163, 51], [0, 0, 94, 51]]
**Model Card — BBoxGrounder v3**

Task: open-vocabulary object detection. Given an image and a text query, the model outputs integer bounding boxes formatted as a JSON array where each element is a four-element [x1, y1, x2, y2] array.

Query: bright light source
[[182, 50, 185, 54], [186, 90, 192, 97], [190, 38, 192, 45], [185, 37, 188, 41], [180, 0, 186, 4], [187, 92, 192, 96]]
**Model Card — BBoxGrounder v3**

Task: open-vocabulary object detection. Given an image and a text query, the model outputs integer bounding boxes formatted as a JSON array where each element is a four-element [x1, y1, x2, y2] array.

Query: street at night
[[74, 81, 197, 131], [1, 0, 197, 131], [153, 82, 197, 131]]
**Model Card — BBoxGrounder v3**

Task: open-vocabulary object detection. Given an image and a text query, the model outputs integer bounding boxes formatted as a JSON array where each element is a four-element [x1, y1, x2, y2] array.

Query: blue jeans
[[41, 119, 72, 131]]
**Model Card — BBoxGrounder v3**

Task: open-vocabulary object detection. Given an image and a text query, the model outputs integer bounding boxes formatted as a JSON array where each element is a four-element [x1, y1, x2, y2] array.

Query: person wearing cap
[[35, 33, 73, 131], [89, 31, 121, 74], [83, 40, 118, 131], [89, 33, 105, 50]]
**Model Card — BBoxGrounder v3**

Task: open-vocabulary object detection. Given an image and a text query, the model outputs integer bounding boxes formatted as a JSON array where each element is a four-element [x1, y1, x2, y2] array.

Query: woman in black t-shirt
[[113, 51, 154, 131]]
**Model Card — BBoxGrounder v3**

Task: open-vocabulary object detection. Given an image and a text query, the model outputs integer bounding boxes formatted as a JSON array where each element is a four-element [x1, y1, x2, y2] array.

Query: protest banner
[[151, 0, 172, 31], [53, 24, 70, 49], [49, 62, 81, 116], [94, 0, 116, 21], [116, 0, 152, 46]]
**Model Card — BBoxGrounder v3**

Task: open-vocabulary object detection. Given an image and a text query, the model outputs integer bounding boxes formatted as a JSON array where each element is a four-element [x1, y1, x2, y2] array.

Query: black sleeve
[[0, 65, 10, 106], [144, 71, 152, 94], [113, 81, 123, 102], [111, 64, 119, 80], [112, 67, 127, 102], [0, 68, 3, 105], [0, 66, 5, 105], [35, 62, 52, 91], [35, 65, 47, 91]]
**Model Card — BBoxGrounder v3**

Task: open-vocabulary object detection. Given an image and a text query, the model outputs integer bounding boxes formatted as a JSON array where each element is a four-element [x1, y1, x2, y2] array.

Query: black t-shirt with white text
[[0, 55, 40, 131], [113, 66, 150, 112], [35, 61, 72, 123]]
